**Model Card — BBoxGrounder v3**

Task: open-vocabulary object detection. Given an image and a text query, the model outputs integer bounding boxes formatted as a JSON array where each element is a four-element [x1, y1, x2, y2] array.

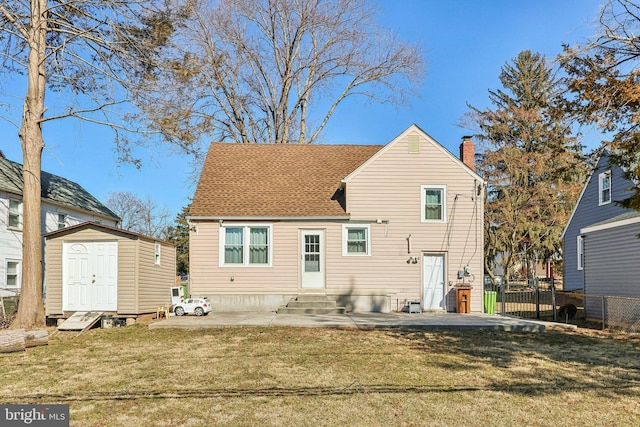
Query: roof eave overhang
[[43, 199, 120, 223], [187, 215, 350, 222]]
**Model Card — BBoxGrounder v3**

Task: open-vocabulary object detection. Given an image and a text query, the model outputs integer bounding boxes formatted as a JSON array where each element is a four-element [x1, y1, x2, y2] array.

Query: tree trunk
[[11, 0, 48, 330], [25, 329, 49, 348], [0, 329, 47, 353], [0, 329, 26, 353]]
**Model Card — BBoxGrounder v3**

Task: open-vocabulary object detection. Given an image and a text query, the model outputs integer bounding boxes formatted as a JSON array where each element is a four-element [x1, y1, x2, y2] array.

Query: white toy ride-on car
[[173, 297, 212, 316]]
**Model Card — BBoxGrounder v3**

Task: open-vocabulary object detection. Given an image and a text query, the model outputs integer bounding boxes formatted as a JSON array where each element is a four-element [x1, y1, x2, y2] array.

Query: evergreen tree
[[167, 204, 190, 276], [468, 51, 587, 282]]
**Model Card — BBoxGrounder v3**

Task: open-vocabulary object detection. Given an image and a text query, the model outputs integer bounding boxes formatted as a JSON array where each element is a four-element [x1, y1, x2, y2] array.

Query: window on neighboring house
[[599, 170, 611, 205], [8, 199, 22, 230], [154, 242, 161, 265], [342, 224, 371, 256], [421, 185, 447, 222], [6, 261, 20, 288], [577, 235, 584, 271], [221, 225, 271, 266], [57, 213, 67, 230]]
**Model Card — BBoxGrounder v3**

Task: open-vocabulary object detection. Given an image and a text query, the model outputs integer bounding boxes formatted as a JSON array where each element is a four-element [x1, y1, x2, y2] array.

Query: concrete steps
[[277, 294, 346, 315]]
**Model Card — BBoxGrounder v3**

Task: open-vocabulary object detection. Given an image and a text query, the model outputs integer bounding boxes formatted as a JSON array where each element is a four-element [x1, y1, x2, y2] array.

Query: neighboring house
[[562, 151, 639, 305], [44, 222, 176, 320], [188, 124, 485, 313], [0, 151, 119, 297]]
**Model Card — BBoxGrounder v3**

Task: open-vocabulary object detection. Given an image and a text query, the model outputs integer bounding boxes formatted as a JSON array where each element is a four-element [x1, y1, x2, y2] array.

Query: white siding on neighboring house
[[0, 192, 23, 292], [0, 194, 118, 290], [0, 154, 119, 293]]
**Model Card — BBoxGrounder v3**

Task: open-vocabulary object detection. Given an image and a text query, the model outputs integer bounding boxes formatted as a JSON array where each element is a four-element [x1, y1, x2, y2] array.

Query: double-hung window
[[8, 199, 22, 230], [577, 235, 584, 271], [6, 261, 20, 288], [57, 214, 68, 230], [599, 171, 611, 205], [342, 224, 371, 256], [221, 224, 272, 266], [421, 185, 447, 222]]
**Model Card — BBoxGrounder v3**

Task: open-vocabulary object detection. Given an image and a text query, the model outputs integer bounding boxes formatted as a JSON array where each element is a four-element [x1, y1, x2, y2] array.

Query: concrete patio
[[148, 311, 577, 332]]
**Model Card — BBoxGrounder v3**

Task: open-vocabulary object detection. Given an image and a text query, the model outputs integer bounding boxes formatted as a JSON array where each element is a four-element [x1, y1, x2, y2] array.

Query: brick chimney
[[459, 136, 475, 170]]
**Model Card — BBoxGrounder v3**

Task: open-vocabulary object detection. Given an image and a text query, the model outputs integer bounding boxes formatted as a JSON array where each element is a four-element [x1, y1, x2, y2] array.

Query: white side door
[[63, 243, 92, 311], [301, 230, 325, 289], [423, 254, 445, 310], [92, 242, 118, 311]]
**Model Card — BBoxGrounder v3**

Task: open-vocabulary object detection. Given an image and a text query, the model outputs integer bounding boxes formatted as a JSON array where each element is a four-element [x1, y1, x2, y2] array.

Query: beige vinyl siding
[[189, 126, 484, 312], [191, 218, 446, 310], [44, 225, 176, 316], [44, 237, 64, 315], [115, 238, 137, 314], [190, 222, 301, 296], [343, 130, 484, 312], [134, 239, 176, 313]]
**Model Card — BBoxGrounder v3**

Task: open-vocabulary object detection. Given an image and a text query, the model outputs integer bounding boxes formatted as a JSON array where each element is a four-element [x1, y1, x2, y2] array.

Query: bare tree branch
[[138, 0, 425, 145]]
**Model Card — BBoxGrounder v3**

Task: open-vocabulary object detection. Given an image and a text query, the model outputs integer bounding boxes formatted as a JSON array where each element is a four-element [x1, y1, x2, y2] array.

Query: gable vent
[[408, 135, 420, 153]]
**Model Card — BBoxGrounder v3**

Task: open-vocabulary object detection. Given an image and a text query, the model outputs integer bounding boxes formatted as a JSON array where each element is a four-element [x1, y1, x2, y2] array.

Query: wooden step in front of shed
[[277, 295, 346, 315], [57, 311, 103, 332]]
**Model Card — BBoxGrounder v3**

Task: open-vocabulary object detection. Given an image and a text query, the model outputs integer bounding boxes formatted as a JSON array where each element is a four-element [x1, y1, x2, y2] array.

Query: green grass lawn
[[1, 324, 639, 426]]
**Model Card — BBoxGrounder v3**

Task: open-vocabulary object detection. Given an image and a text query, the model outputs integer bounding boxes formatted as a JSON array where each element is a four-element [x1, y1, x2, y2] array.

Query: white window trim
[[8, 198, 23, 231], [577, 235, 584, 271], [6, 260, 21, 288], [421, 185, 447, 223], [598, 170, 611, 206], [57, 213, 68, 230], [342, 224, 372, 256], [154, 242, 161, 265], [219, 223, 273, 267]]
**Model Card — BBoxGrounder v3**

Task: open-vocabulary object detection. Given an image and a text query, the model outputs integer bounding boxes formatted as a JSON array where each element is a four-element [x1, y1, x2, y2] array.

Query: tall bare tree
[[0, 0, 186, 329], [467, 51, 587, 282], [560, 0, 640, 210], [106, 191, 172, 240], [138, 0, 425, 145]]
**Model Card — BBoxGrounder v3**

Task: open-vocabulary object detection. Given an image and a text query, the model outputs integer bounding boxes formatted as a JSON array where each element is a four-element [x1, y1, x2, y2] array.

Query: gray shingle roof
[[0, 155, 119, 220]]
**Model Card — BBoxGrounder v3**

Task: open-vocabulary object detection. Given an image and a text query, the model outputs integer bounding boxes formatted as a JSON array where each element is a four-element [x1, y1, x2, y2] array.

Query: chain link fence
[[484, 278, 640, 334]]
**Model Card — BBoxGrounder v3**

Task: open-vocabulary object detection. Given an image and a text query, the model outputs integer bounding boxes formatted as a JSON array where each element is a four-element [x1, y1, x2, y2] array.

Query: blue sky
[[0, 0, 605, 220]]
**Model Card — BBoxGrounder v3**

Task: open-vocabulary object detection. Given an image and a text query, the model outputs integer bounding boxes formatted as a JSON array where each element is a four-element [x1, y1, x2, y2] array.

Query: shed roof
[[190, 143, 383, 218], [0, 155, 119, 221], [44, 221, 173, 244]]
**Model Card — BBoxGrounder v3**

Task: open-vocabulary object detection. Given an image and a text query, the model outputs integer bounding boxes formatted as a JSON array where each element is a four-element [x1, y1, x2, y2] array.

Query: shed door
[[423, 254, 445, 310], [91, 242, 118, 311], [63, 242, 118, 311]]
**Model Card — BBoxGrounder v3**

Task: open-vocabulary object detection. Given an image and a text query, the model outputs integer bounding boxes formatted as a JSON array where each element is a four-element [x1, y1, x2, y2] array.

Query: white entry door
[[63, 243, 92, 311], [423, 254, 445, 310], [301, 230, 325, 289], [63, 242, 118, 311], [91, 242, 118, 311]]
